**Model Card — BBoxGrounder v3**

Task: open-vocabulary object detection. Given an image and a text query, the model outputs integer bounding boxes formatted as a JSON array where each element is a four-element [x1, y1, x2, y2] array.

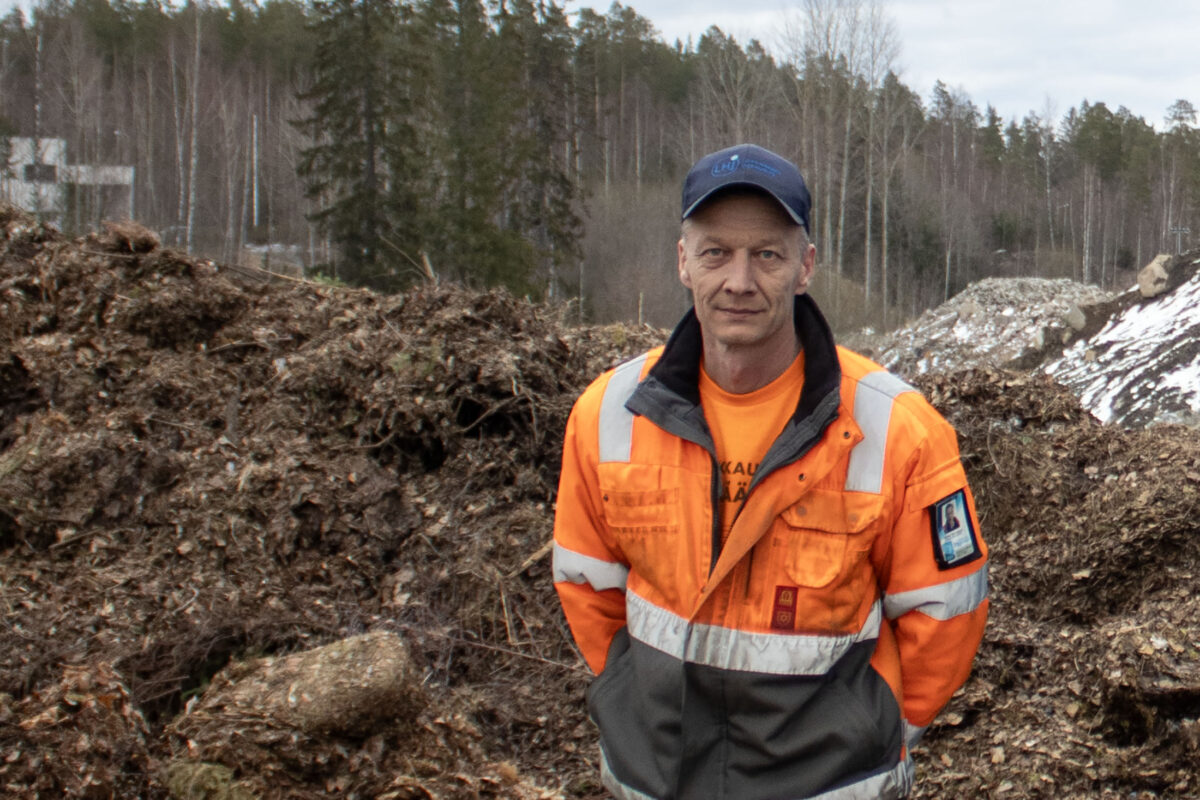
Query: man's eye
[[702, 248, 724, 257], [758, 250, 778, 260]]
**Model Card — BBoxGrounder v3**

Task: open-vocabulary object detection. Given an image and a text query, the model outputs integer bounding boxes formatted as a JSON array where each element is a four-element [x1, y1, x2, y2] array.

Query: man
[[552, 143, 988, 800]]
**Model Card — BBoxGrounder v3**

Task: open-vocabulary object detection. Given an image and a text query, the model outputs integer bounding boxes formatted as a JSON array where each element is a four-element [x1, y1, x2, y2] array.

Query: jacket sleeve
[[874, 394, 989, 740], [552, 385, 630, 674]]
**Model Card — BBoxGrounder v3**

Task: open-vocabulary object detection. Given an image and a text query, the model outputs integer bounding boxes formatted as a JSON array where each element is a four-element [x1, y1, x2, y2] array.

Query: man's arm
[[875, 397, 989, 745], [552, 395, 630, 674]]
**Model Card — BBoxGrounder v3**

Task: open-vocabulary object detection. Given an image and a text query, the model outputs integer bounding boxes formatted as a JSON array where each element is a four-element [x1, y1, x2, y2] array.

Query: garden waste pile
[[2, 205, 1199, 799]]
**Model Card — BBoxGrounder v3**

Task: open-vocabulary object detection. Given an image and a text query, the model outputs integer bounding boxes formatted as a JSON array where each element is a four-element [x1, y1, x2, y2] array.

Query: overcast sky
[[603, 0, 1197, 130], [1, 0, 1193, 130]]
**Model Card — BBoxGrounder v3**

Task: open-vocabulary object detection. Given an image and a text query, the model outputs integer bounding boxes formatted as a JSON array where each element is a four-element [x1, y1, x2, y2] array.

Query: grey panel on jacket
[[589, 631, 902, 800]]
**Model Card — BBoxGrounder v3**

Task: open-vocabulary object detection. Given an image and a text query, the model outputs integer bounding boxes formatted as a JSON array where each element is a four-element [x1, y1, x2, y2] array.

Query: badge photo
[[930, 489, 981, 570]]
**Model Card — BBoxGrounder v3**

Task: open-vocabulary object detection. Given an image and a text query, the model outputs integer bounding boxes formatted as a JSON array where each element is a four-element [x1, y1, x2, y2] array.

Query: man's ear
[[677, 238, 693, 289], [797, 241, 816, 294]]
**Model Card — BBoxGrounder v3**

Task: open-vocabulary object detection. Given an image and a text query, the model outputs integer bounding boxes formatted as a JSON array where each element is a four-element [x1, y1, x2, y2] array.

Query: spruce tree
[[419, 0, 533, 290], [297, 0, 425, 289], [497, 0, 581, 298]]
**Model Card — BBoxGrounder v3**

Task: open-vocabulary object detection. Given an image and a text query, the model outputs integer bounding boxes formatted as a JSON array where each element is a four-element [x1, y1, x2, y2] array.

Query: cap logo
[[711, 154, 740, 176], [742, 158, 781, 177], [710, 153, 781, 179]]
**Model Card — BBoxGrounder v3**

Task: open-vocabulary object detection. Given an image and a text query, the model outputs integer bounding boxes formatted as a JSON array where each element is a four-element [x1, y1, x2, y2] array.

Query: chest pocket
[[598, 462, 685, 581], [773, 489, 884, 589], [603, 487, 680, 537]]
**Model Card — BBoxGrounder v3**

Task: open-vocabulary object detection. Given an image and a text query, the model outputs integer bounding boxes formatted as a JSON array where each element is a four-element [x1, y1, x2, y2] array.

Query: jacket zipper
[[708, 452, 722, 576]]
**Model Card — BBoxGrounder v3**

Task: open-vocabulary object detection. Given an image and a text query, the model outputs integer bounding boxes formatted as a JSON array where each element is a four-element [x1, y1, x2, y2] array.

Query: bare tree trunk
[[944, 239, 953, 302], [687, 94, 695, 164], [185, 9, 201, 254], [1084, 167, 1094, 283], [1068, 200, 1077, 272], [138, 62, 156, 223], [217, 84, 243, 262], [32, 28, 49, 220], [863, 101, 874, 308], [239, 112, 252, 256], [881, 158, 890, 327], [1164, 146, 1177, 248], [634, 88, 641, 187], [859, 0, 896, 319], [169, 39, 187, 244], [835, 103, 852, 276], [1043, 134, 1055, 252], [617, 61, 624, 177]]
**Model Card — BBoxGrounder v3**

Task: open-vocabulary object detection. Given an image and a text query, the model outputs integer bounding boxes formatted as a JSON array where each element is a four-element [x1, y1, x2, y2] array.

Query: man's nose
[[723, 250, 755, 292]]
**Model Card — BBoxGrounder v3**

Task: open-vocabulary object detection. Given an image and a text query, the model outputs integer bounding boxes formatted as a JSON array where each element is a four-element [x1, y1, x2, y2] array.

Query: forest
[[1, 0, 1198, 330]]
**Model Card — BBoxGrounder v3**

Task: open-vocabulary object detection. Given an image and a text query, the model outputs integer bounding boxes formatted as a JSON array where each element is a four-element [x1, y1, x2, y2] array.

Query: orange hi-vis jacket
[[553, 295, 988, 800]]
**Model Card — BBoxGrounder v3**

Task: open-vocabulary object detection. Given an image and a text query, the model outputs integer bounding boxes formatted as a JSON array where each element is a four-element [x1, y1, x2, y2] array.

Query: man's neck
[[702, 336, 801, 394]]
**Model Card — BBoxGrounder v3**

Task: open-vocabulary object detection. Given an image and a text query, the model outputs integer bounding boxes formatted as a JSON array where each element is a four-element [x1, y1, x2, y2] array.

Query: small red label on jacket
[[771, 585, 798, 630]]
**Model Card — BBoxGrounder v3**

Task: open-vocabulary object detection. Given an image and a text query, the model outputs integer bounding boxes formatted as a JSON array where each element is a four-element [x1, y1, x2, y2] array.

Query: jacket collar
[[629, 293, 842, 431]]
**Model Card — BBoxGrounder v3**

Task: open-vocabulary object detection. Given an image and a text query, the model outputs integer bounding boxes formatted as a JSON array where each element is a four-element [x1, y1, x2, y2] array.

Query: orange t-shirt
[[699, 352, 806, 539]]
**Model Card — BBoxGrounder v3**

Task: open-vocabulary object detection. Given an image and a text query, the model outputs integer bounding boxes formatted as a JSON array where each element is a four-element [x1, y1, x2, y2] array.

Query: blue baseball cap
[[681, 144, 811, 234]]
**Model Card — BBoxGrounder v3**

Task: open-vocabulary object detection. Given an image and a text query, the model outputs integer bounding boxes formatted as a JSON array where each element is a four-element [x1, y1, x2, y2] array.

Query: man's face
[[677, 191, 816, 355]]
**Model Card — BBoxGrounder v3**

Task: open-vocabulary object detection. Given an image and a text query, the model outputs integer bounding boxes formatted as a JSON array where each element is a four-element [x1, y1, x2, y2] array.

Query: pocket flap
[[602, 487, 680, 531], [780, 488, 885, 534]]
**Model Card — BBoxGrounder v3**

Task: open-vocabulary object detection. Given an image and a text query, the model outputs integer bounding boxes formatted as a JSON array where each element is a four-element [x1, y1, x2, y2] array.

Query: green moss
[[164, 761, 259, 800]]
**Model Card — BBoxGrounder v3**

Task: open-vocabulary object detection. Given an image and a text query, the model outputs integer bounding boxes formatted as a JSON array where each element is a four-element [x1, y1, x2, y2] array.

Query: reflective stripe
[[903, 720, 928, 750], [600, 747, 657, 800], [626, 590, 883, 676], [598, 354, 648, 464], [552, 543, 629, 592], [844, 370, 915, 494], [808, 755, 913, 800], [883, 565, 988, 621]]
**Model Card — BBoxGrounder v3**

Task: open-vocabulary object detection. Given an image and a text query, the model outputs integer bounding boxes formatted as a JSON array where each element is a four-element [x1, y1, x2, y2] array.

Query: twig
[[50, 527, 122, 550], [457, 396, 521, 435], [205, 340, 267, 355], [498, 581, 517, 646], [380, 236, 436, 284], [986, 423, 1009, 479], [220, 260, 312, 285], [382, 316, 408, 342], [330, 428, 401, 453], [398, 623, 589, 675], [80, 249, 141, 261], [509, 539, 554, 578], [175, 587, 201, 615], [420, 252, 438, 284], [146, 415, 201, 432]]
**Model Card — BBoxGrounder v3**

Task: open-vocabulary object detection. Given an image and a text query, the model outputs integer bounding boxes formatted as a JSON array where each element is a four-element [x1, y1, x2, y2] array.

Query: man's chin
[[711, 328, 766, 348]]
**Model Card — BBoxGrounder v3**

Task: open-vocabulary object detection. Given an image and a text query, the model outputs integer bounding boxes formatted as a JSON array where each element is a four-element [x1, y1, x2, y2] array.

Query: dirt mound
[[0, 203, 660, 798], [4, 202, 1200, 798], [911, 369, 1200, 799]]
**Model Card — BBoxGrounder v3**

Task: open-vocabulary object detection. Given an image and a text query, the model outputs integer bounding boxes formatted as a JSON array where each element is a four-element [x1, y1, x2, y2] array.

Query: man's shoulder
[[836, 345, 892, 383], [836, 345, 952, 434], [574, 345, 666, 408], [837, 345, 915, 402]]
